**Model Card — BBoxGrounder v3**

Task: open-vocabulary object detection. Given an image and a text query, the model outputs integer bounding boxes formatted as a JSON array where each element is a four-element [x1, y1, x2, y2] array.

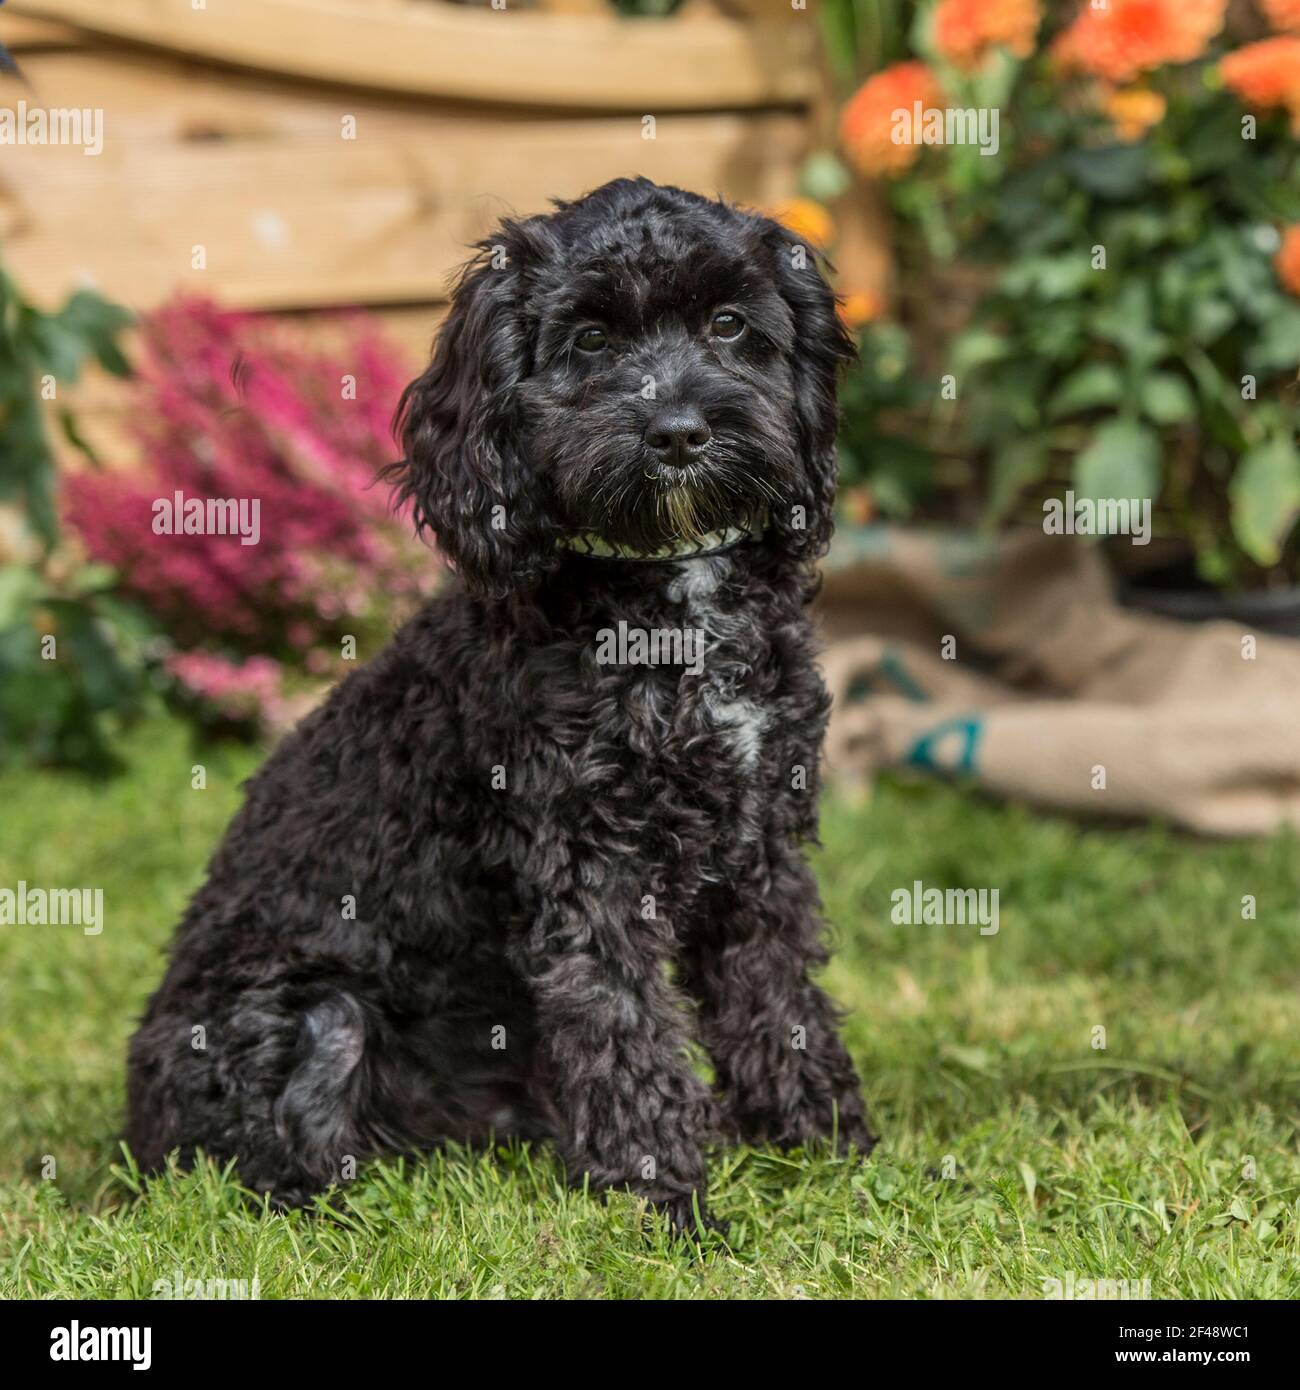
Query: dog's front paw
[[814, 1102, 878, 1159], [739, 1096, 878, 1159], [835, 1113, 879, 1160], [648, 1193, 729, 1244]]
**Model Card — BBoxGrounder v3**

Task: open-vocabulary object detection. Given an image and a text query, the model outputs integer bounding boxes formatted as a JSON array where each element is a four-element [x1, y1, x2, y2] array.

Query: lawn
[[1, 714, 1298, 1299]]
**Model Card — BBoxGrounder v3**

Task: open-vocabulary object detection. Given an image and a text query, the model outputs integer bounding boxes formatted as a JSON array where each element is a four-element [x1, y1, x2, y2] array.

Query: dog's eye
[[575, 328, 608, 353], [710, 312, 745, 341]]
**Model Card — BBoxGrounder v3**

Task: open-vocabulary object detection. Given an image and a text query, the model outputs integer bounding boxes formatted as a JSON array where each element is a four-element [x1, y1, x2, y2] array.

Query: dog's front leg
[[683, 849, 876, 1158], [516, 876, 718, 1238]]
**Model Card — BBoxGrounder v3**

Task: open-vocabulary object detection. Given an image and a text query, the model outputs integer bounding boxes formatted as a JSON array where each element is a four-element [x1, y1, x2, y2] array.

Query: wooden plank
[[8, 0, 815, 109], [533, 0, 613, 14], [0, 12, 82, 47], [0, 52, 807, 313]]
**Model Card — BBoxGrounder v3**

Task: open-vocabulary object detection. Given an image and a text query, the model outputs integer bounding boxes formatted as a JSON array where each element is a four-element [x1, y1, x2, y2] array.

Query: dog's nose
[[644, 407, 712, 464]]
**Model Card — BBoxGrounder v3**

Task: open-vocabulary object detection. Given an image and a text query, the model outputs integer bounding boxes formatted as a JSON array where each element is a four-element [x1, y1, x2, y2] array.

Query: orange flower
[[1276, 225, 1300, 297], [838, 289, 885, 329], [1220, 36, 1300, 127], [840, 61, 945, 178], [1103, 86, 1168, 140], [769, 198, 835, 249], [1052, 0, 1227, 84], [1261, 0, 1300, 32], [934, 0, 1041, 71]]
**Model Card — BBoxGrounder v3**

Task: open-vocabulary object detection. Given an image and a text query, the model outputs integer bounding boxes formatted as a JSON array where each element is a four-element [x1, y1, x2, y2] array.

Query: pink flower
[[64, 297, 443, 676], [165, 651, 287, 729]]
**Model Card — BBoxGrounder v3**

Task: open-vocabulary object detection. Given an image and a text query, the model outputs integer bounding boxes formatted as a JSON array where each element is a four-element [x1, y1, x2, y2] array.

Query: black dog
[[126, 178, 875, 1235]]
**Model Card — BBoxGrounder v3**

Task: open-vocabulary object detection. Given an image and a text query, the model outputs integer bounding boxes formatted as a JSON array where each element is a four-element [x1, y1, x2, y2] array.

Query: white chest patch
[[702, 690, 768, 771], [665, 557, 769, 771]]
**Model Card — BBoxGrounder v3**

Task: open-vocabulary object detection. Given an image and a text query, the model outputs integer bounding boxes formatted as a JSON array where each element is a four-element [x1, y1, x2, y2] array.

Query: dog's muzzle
[[556, 509, 768, 563]]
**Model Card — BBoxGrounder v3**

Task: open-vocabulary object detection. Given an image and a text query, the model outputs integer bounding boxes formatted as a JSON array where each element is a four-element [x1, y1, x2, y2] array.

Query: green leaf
[[1047, 363, 1124, 420], [864, 1165, 903, 1202], [1001, 253, 1093, 302], [0, 391, 59, 546], [64, 562, 119, 598], [852, 435, 936, 518], [1063, 144, 1154, 200], [45, 598, 138, 712], [0, 565, 43, 626], [1216, 235, 1278, 321], [951, 328, 1012, 374], [1229, 437, 1300, 566], [1074, 419, 1160, 504], [1188, 296, 1236, 345], [1140, 373, 1197, 425], [58, 408, 102, 467], [27, 316, 88, 383], [1090, 283, 1168, 371], [91, 337, 132, 379], [984, 437, 1050, 524], [51, 289, 133, 378], [1247, 303, 1300, 376], [56, 288, 134, 340]]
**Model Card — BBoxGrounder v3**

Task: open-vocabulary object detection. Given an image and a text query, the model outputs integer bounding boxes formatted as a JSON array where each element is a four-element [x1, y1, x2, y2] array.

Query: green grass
[[2, 715, 1298, 1299]]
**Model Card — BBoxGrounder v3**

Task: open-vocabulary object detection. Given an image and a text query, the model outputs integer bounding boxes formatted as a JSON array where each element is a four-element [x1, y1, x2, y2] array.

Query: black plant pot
[[1117, 556, 1300, 638]]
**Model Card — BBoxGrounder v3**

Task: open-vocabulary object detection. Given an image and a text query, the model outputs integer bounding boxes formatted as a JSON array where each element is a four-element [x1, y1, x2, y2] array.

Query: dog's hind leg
[[268, 992, 374, 1197], [127, 988, 381, 1204], [129, 983, 547, 1202]]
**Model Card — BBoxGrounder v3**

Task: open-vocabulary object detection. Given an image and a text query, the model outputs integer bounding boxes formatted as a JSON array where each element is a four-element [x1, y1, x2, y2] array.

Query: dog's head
[[392, 178, 854, 596]]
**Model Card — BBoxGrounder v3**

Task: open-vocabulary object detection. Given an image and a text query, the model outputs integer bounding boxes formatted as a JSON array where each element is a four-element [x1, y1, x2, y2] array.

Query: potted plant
[[822, 0, 1300, 628]]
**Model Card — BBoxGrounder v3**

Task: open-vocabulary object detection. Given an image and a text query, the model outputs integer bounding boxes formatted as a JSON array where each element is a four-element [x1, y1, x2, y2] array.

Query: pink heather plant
[[64, 299, 440, 728], [164, 651, 289, 732]]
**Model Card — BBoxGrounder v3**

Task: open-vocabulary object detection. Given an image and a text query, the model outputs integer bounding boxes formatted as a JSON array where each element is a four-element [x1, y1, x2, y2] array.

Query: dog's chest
[[622, 559, 771, 773], [519, 556, 822, 912]]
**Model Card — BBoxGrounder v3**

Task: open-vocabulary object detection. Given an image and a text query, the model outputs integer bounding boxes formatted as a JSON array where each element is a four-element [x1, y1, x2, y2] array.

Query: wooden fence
[[0, 0, 883, 460]]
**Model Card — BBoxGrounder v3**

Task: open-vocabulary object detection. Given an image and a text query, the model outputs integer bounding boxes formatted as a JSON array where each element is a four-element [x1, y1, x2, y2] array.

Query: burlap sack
[[818, 527, 1300, 836]]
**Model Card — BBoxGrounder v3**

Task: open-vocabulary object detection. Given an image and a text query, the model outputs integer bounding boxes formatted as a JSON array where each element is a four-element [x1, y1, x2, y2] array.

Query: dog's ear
[[389, 224, 554, 597], [760, 220, 856, 559]]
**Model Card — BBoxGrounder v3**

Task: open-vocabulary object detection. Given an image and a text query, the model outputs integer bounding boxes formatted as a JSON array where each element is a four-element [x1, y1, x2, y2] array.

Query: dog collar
[[557, 510, 767, 563]]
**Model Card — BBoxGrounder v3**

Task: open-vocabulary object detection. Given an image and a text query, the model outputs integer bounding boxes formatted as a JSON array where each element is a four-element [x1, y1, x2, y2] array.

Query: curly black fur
[[126, 178, 875, 1236]]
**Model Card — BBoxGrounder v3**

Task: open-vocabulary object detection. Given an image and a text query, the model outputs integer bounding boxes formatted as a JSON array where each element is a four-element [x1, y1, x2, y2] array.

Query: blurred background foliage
[[813, 0, 1300, 588], [0, 266, 147, 772], [0, 271, 434, 766], [3, 0, 1300, 772]]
